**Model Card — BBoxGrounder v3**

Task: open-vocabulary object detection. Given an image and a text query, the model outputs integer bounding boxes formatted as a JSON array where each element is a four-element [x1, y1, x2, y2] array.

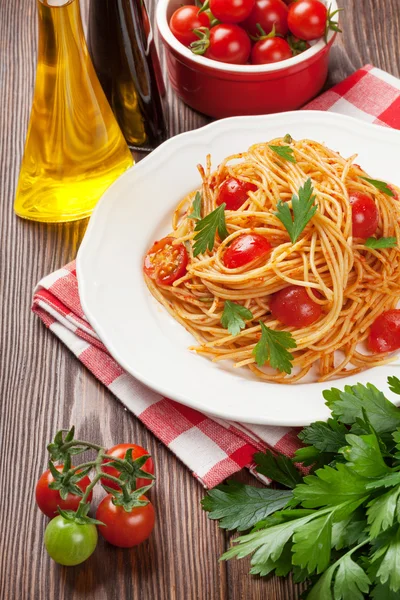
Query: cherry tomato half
[[205, 24, 251, 64], [35, 465, 93, 519], [349, 192, 379, 239], [287, 0, 327, 41], [44, 516, 98, 566], [144, 237, 188, 286], [216, 178, 257, 210], [223, 233, 272, 269], [251, 37, 292, 64], [243, 0, 289, 38], [269, 285, 322, 328], [169, 6, 210, 46], [209, 0, 255, 23], [368, 310, 400, 354], [101, 443, 155, 492], [96, 494, 155, 548]]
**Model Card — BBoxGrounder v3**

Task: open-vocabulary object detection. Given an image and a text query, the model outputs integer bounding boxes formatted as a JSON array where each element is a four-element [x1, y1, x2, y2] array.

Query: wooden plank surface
[[1, 0, 399, 598]]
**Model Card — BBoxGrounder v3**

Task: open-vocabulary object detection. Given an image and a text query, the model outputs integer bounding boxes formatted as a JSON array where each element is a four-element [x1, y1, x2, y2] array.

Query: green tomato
[[44, 515, 98, 566]]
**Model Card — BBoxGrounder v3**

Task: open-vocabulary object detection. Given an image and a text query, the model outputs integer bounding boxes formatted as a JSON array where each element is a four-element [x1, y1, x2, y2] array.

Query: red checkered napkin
[[32, 65, 400, 488]]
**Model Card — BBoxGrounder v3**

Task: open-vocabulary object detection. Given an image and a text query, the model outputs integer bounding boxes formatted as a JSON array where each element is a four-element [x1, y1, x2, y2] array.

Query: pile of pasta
[[145, 138, 400, 383]]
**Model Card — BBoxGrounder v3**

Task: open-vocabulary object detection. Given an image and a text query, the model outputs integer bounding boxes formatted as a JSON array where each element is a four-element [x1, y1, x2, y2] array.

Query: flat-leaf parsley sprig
[[253, 322, 297, 374], [193, 203, 228, 256], [202, 377, 400, 599], [275, 178, 318, 244]]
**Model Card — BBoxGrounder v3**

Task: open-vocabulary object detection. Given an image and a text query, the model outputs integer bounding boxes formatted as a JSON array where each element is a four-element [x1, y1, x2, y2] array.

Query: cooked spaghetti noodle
[[144, 137, 400, 383]]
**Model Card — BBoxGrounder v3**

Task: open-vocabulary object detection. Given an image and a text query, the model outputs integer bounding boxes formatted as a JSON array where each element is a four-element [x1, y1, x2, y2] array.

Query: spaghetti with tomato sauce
[[143, 137, 400, 383]]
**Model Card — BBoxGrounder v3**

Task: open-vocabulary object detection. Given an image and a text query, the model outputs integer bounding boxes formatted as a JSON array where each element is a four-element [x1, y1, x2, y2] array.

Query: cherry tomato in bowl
[[144, 237, 188, 286], [169, 5, 210, 46], [251, 37, 292, 65], [368, 310, 400, 354], [210, 0, 255, 23], [288, 0, 327, 41], [35, 465, 93, 519], [195, 24, 251, 65], [223, 233, 272, 268], [349, 191, 379, 239], [269, 285, 322, 328], [96, 494, 155, 548], [243, 0, 289, 38], [101, 443, 155, 492], [216, 178, 257, 210], [44, 516, 98, 566]]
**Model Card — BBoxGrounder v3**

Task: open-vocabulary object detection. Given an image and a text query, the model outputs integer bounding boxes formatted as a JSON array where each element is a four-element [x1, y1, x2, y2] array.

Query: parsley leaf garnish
[[193, 203, 228, 256], [220, 301, 253, 336], [188, 191, 202, 220], [365, 237, 397, 249], [253, 322, 296, 374], [275, 178, 317, 244], [255, 450, 302, 489], [388, 376, 400, 395], [201, 481, 292, 531], [268, 144, 296, 164], [360, 177, 395, 197]]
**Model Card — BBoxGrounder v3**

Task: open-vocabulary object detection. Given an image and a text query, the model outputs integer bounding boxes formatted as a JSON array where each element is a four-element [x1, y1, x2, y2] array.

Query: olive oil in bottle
[[14, 0, 133, 223]]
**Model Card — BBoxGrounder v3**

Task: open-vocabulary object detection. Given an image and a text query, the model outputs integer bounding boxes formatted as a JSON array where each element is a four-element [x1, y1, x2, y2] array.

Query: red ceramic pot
[[156, 0, 337, 118]]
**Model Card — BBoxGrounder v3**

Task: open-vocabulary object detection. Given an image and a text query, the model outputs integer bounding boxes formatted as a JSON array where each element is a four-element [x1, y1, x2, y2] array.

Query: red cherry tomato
[[144, 237, 188, 286], [35, 466, 93, 519], [349, 192, 379, 239], [209, 0, 255, 23], [96, 494, 155, 548], [269, 285, 322, 328], [369, 310, 400, 354], [243, 0, 289, 38], [288, 0, 327, 41], [101, 443, 155, 492], [205, 24, 251, 64], [223, 233, 272, 269], [169, 6, 210, 46], [216, 178, 257, 210], [251, 37, 292, 64]]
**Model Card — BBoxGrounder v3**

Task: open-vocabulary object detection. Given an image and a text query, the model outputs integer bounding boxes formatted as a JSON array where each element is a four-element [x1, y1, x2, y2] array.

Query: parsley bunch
[[202, 376, 400, 599]]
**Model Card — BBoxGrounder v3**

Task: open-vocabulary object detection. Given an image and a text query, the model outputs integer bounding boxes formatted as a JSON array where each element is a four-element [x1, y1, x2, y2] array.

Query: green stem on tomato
[[60, 439, 104, 453], [75, 450, 104, 518]]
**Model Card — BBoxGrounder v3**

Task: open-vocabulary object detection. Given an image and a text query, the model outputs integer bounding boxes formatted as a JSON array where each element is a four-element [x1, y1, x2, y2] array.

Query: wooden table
[[1, 1, 399, 598]]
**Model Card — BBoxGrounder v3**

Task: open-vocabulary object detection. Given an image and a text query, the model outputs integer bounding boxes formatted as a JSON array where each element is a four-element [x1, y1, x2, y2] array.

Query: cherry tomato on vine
[[101, 443, 155, 492], [243, 0, 289, 38], [169, 6, 210, 46], [209, 0, 255, 24], [216, 178, 257, 210], [349, 191, 379, 239], [287, 0, 327, 41], [369, 310, 400, 354], [223, 233, 272, 269], [251, 37, 292, 64], [35, 466, 93, 519], [96, 494, 155, 548], [144, 237, 188, 286], [44, 516, 98, 566], [269, 285, 322, 328], [203, 24, 251, 64]]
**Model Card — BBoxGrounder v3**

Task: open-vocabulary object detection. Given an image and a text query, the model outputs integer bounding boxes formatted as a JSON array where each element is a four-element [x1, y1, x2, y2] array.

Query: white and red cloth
[[32, 65, 400, 488]]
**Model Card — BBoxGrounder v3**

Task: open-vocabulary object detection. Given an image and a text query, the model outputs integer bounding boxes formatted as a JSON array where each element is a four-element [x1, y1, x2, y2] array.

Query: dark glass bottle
[[88, 0, 167, 151]]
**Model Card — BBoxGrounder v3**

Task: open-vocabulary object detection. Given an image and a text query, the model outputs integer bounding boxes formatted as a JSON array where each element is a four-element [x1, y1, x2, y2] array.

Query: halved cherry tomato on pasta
[[169, 6, 210, 46], [223, 233, 271, 269], [144, 237, 188, 285], [209, 0, 255, 24], [101, 443, 154, 492], [349, 192, 379, 239], [368, 309, 400, 354], [243, 0, 289, 38], [216, 178, 257, 210], [269, 285, 322, 328]]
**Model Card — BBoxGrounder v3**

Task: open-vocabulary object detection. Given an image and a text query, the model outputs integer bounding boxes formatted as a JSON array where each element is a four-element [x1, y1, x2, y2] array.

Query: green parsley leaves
[[253, 322, 296, 374], [275, 178, 317, 244], [365, 237, 397, 249], [268, 144, 296, 164], [193, 203, 228, 256], [220, 301, 253, 336], [188, 191, 202, 220], [360, 177, 395, 197]]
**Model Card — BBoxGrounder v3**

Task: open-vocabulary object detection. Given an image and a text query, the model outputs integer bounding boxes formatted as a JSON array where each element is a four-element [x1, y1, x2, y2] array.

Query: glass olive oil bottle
[[14, 0, 133, 223]]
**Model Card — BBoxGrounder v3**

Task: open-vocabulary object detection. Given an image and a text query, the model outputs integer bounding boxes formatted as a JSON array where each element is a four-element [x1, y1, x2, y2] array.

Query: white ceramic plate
[[77, 111, 400, 426]]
